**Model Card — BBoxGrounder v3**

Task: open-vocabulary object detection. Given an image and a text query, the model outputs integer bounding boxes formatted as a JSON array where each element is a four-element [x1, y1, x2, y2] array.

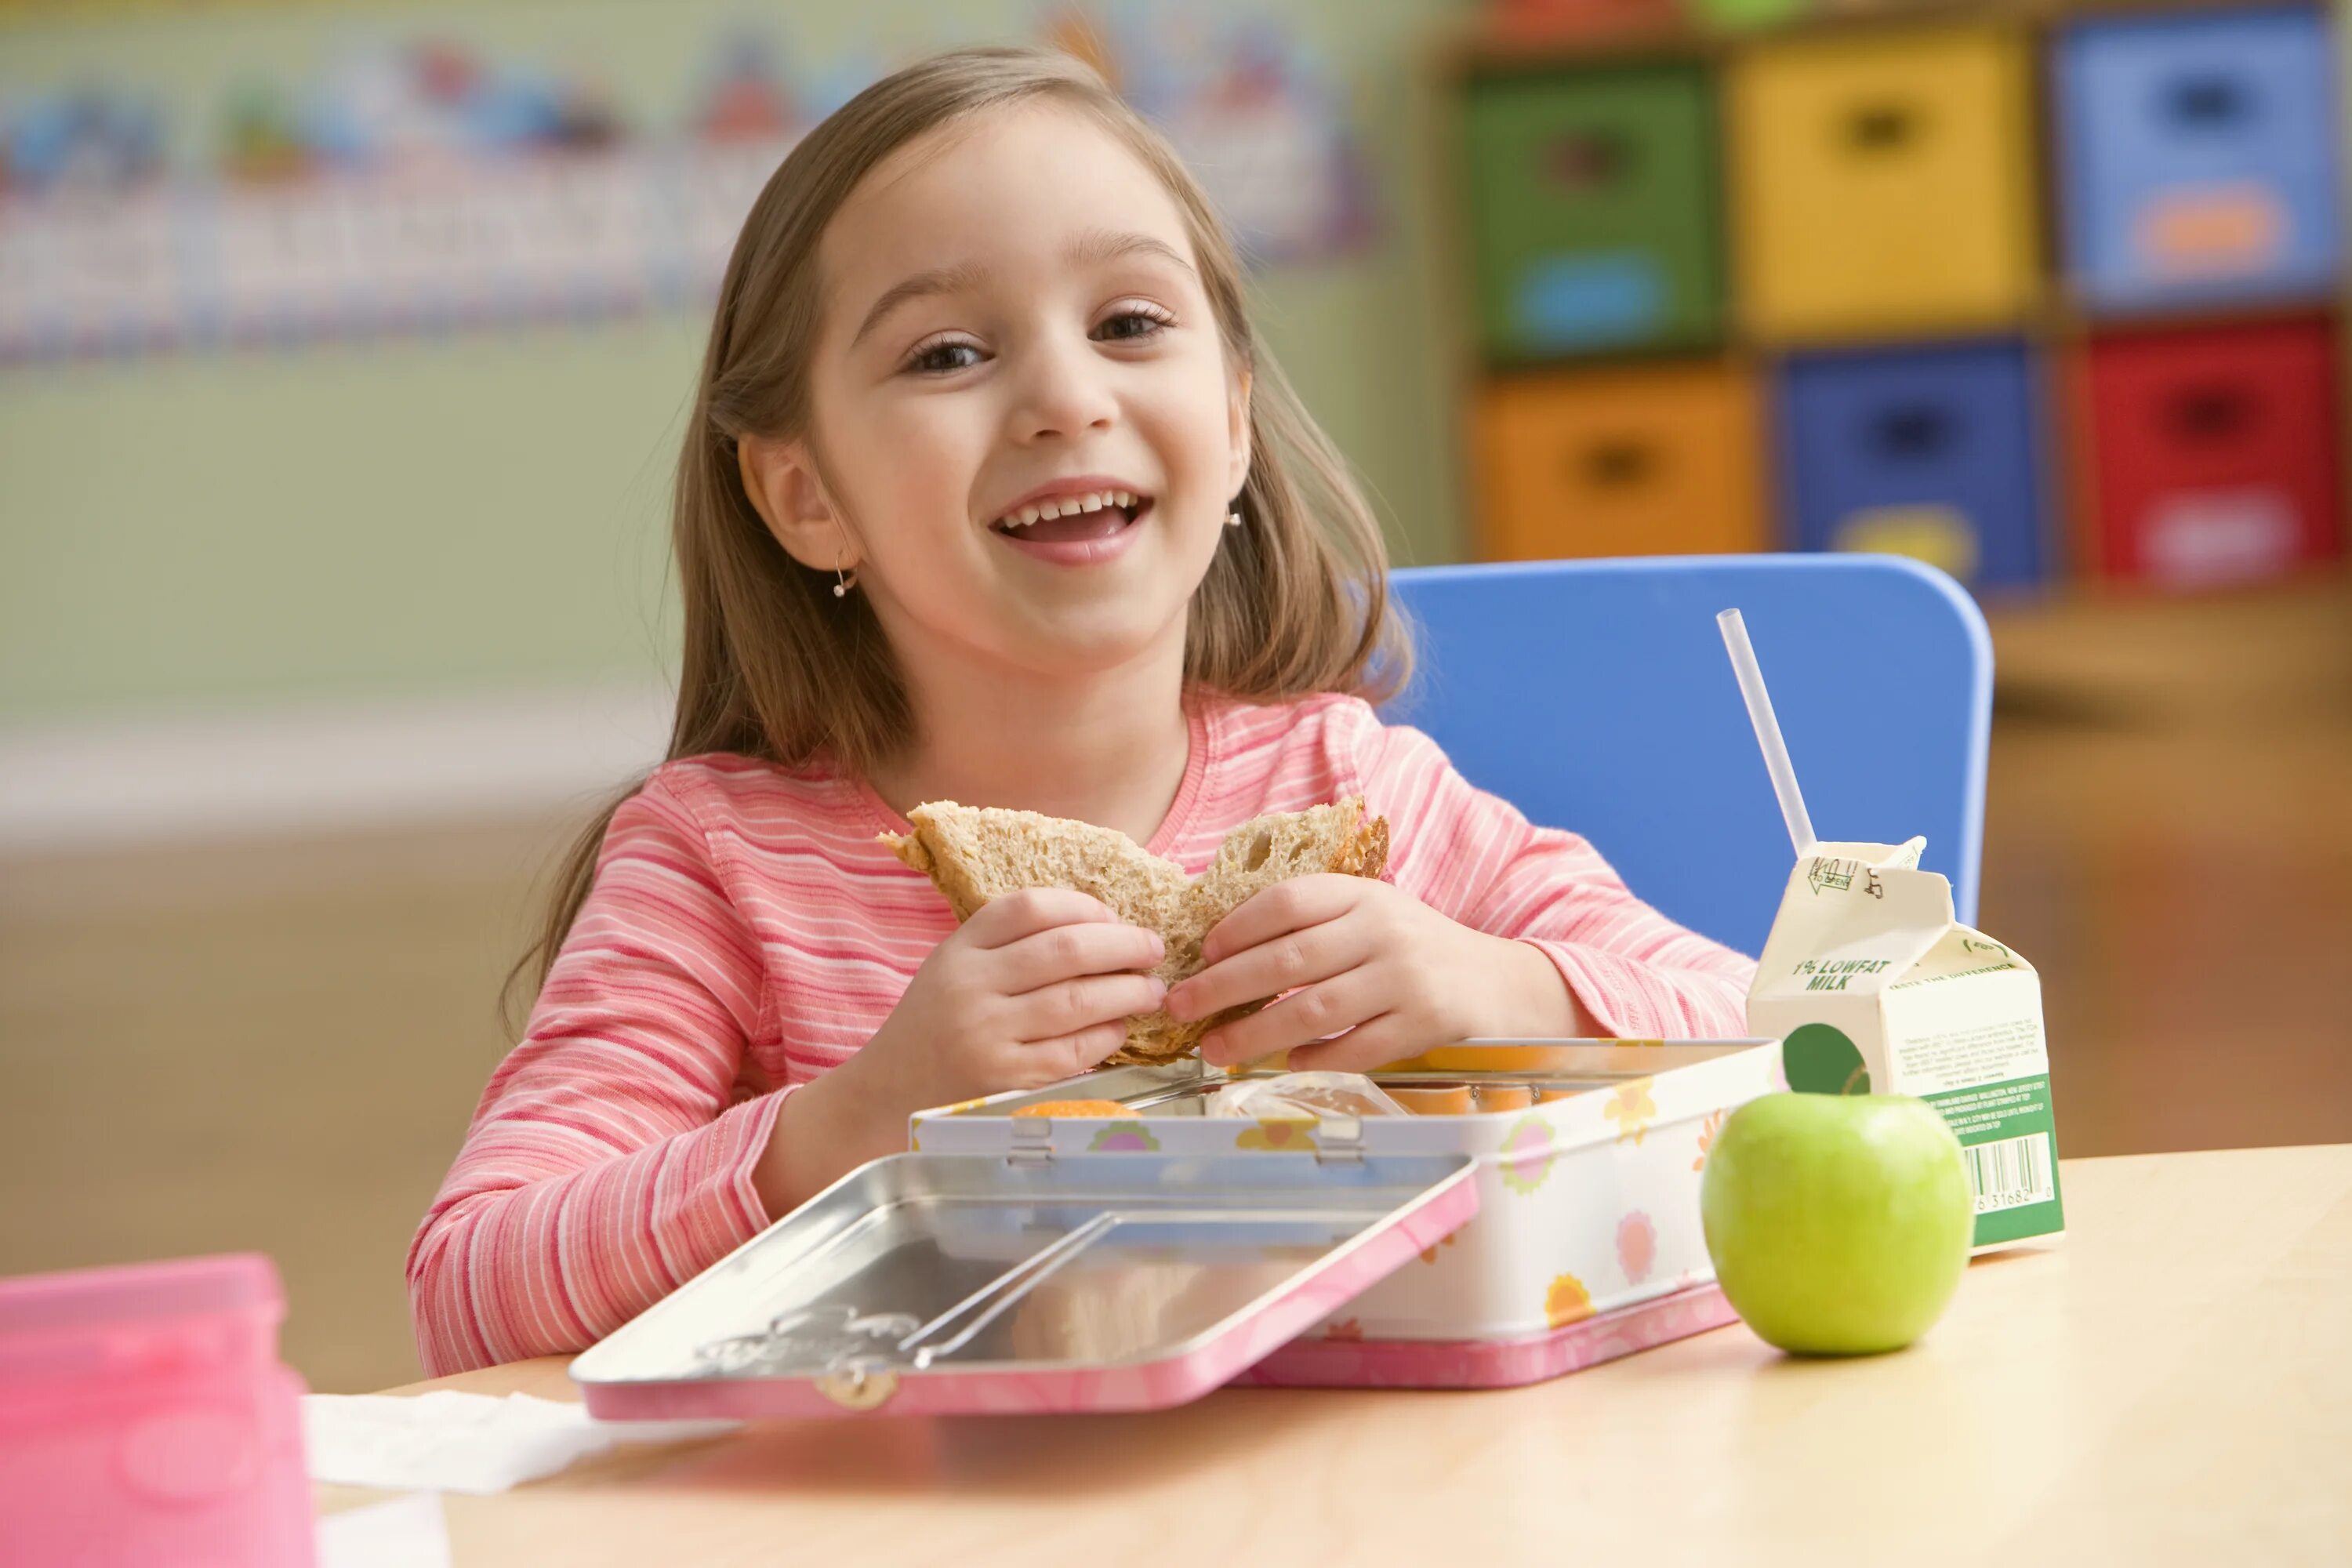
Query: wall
[[0, 0, 1464, 733]]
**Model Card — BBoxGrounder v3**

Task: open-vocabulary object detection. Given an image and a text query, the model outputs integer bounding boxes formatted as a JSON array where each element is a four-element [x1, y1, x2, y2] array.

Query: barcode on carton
[[1962, 1133, 2055, 1214]]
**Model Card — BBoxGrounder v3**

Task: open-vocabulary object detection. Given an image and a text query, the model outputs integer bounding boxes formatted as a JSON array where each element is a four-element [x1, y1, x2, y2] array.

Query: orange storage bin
[[1471, 363, 1768, 560]]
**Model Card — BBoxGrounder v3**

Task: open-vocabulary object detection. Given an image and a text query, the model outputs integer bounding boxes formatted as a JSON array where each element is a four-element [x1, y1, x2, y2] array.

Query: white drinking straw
[[1717, 608, 1817, 859]]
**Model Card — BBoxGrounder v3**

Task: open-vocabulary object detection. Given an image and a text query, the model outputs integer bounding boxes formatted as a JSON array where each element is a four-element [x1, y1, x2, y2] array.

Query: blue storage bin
[[2053, 6, 2343, 307], [1776, 340, 2053, 593]]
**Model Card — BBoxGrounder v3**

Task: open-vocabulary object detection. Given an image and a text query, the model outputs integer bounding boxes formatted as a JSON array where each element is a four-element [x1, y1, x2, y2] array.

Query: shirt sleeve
[[405, 774, 784, 1376], [1351, 713, 1757, 1040]]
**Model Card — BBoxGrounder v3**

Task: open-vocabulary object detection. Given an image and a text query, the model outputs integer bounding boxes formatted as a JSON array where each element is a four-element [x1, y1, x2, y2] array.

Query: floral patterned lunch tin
[[917, 1041, 1781, 1381], [572, 1040, 1781, 1419]]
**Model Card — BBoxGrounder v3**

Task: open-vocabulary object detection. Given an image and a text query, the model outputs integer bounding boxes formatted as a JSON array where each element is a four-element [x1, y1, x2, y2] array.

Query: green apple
[[1700, 1091, 1973, 1356]]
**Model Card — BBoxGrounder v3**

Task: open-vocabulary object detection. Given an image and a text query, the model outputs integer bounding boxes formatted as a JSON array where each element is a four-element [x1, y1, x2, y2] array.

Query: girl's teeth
[[996, 491, 1149, 530]]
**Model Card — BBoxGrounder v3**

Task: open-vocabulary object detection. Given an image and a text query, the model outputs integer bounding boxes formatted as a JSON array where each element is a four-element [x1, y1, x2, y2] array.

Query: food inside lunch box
[[945, 1044, 1738, 1121], [1204, 1072, 1410, 1120]]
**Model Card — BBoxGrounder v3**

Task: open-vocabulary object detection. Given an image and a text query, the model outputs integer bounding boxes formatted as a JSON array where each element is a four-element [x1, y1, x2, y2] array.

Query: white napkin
[[303, 1390, 738, 1495], [315, 1492, 451, 1568]]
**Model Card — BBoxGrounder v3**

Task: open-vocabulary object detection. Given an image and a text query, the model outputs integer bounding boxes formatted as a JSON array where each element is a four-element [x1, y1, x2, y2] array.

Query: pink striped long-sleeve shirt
[[407, 691, 1756, 1374]]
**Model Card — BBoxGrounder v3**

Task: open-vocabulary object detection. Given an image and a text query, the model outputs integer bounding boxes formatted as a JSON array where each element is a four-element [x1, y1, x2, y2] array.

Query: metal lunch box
[[571, 1039, 1783, 1418]]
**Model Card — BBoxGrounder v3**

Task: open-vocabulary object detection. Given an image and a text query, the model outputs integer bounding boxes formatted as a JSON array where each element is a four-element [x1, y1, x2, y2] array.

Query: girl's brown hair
[[509, 45, 1411, 1024]]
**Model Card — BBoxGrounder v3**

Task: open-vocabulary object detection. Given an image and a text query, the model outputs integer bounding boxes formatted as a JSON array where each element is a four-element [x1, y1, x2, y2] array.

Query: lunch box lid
[[571, 1142, 1479, 1420]]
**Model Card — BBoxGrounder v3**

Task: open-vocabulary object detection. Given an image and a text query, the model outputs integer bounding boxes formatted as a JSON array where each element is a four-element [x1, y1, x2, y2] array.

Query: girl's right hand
[[849, 889, 1166, 1128]]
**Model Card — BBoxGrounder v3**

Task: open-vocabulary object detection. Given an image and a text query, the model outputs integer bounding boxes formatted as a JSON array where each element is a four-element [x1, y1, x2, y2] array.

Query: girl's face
[[778, 101, 1249, 685]]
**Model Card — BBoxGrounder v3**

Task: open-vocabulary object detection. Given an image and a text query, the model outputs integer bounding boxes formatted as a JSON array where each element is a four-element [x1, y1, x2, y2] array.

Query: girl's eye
[[1094, 307, 1174, 343], [905, 338, 984, 375]]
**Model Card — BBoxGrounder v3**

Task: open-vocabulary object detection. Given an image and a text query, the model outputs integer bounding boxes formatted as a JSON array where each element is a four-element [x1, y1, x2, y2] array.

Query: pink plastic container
[[0, 1254, 314, 1568]]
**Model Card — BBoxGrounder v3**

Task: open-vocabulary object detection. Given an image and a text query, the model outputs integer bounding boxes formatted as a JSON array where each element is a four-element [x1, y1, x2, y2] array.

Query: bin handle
[[1542, 129, 1628, 192], [1844, 102, 1919, 152], [2166, 383, 2257, 440], [1871, 404, 1954, 458], [1577, 439, 1657, 488], [2164, 74, 2249, 129]]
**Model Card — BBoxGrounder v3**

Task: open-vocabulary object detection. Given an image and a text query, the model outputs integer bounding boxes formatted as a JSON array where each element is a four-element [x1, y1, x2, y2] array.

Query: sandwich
[[881, 797, 1389, 1065]]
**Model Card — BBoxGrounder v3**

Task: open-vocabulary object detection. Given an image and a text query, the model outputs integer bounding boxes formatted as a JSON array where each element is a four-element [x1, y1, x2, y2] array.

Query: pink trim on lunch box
[[576, 1167, 1481, 1421], [1236, 1281, 1739, 1390]]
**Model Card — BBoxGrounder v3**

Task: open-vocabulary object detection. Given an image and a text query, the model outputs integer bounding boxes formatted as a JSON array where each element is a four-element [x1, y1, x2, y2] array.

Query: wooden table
[[319, 1145, 2352, 1565]]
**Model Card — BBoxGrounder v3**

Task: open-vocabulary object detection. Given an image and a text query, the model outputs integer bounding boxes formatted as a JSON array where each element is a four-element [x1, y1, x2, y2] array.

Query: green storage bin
[[1461, 64, 1726, 361]]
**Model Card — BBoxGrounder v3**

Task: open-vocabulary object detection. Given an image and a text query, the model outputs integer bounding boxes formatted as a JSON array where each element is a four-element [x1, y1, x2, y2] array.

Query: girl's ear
[[1225, 367, 1254, 498], [739, 434, 858, 572]]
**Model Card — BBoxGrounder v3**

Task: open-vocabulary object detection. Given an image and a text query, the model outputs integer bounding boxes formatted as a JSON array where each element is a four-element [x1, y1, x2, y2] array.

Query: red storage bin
[[2071, 317, 2344, 588]]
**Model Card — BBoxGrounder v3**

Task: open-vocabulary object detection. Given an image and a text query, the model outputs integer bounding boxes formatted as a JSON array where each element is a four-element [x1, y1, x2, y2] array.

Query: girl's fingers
[[1281, 1014, 1419, 1076], [1025, 1020, 1134, 1082], [964, 888, 1120, 947], [1169, 916, 1372, 1025], [1198, 970, 1385, 1068], [1196, 875, 1364, 967], [1015, 972, 1167, 1044], [993, 920, 1167, 993]]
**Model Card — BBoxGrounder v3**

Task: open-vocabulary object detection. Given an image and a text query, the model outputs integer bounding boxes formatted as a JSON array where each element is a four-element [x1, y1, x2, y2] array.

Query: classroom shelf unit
[[1440, 0, 2349, 597]]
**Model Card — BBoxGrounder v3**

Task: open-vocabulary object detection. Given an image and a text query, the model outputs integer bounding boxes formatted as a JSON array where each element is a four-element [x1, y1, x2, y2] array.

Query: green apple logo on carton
[[1747, 838, 2067, 1250], [1783, 1022, 1871, 1096]]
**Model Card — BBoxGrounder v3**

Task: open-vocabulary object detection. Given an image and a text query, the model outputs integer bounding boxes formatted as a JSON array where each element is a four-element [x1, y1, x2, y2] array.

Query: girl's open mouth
[[989, 490, 1152, 565]]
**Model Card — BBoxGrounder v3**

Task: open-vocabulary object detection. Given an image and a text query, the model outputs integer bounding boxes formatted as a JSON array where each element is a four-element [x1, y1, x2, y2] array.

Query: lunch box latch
[[1006, 1119, 1055, 1167], [1313, 1114, 1366, 1167]]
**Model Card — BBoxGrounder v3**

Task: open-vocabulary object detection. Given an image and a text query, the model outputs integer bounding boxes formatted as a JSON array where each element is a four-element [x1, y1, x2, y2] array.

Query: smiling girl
[[407, 47, 1754, 1375]]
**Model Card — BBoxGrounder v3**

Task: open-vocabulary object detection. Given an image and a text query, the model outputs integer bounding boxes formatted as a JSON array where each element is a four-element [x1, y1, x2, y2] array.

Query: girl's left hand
[[1163, 875, 1588, 1072]]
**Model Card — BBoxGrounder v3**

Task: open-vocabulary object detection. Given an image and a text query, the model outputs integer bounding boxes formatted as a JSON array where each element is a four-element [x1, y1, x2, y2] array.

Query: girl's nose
[[1007, 335, 1118, 444]]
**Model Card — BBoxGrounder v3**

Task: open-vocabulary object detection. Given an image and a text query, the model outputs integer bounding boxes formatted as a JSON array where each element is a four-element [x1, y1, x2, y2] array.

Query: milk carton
[[1746, 838, 2064, 1250]]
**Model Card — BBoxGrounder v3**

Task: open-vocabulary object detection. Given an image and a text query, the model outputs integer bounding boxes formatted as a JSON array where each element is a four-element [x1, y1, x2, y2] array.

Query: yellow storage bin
[[1471, 363, 1768, 561], [1728, 27, 2040, 339]]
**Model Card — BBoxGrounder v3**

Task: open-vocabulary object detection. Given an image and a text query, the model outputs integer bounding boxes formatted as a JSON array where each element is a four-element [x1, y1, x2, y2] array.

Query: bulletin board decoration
[[0, 5, 1377, 364]]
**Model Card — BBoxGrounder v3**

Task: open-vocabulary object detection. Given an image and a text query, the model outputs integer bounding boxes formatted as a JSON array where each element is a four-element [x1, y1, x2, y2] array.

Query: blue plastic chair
[[1378, 555, 1991, 957]]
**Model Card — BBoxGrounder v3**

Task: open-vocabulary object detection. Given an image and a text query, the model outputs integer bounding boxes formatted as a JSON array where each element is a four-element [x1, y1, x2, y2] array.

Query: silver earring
[[1225, 506, 1244, 529], [833, 554, 858, 597]]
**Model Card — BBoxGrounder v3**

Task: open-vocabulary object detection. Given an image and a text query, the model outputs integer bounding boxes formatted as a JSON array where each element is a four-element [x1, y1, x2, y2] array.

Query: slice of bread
[[882, 797, 1390, 1065]]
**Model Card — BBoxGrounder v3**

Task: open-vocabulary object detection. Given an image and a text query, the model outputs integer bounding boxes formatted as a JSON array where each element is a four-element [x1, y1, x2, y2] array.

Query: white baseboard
[[0, 680, 677, 856]]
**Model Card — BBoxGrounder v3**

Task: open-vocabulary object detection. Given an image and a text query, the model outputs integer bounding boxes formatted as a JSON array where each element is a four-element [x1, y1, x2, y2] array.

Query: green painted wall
[[0, 0, 1465, 722]]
